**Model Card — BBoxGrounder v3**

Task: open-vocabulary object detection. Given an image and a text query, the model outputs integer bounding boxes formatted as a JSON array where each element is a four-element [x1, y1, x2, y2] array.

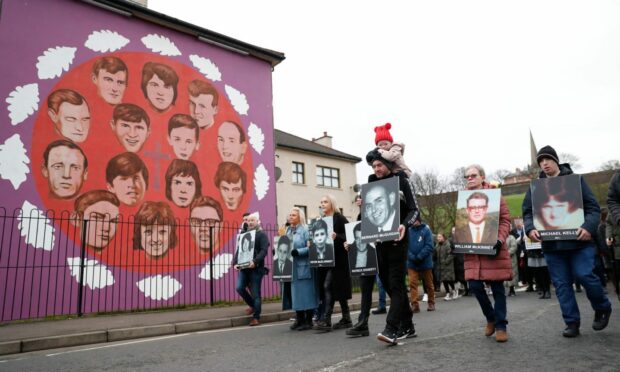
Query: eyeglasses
[[466, 205, 487, 211], [189, 218, 220, 227], [464, 174, 479, 179]]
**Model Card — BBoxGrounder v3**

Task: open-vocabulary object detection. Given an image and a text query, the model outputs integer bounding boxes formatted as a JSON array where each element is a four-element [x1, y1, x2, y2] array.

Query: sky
[[149, 0, 620, 184]]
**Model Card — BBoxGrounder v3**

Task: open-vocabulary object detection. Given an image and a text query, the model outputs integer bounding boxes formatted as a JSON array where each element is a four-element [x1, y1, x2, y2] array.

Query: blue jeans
[[236, 268, 265, 319], [544, 245, 612, 326], [468, 280, 507, 330], [377, 275, 386, 309]]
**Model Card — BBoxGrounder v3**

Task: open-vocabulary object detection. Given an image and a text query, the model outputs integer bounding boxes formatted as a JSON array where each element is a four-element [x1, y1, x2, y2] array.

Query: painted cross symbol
[[144, 143, 170, 191]]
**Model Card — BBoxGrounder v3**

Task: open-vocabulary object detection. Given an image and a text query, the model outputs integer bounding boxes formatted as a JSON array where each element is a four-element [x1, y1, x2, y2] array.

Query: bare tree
[[598, 159, 620, 171], [411, 170, 455, 234], [447, 166, 467, 192], [488, 169, 511, 184], [559, 152, 581, 170]]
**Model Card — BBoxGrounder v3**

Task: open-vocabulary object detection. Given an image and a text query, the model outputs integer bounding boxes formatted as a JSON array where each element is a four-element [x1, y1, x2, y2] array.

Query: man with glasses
[[189, 196, 223, 253], [455, 192, 499, 245]]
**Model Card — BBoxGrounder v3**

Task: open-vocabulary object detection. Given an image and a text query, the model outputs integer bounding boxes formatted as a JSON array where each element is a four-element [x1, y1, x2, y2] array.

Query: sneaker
[[313, 320, 332, 332], [290, 320, 301, 330], [562, 324, 580, 338], [377, 329, 398, 345], [396, 324, 417, 340], [422, 294, 428, 302], [297, 323, 313, 331], [452, 289, 460, 299], [592, 308, 612, 331], [444, 293, 452, 301], [495, 329, 508, 342], [371, 308, 387, 315]]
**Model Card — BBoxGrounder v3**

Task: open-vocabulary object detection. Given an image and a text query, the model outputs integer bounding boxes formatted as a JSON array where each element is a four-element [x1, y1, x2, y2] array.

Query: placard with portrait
[[345, 221, 378, 276], [360, 177, 401, 243], [531, 175, 584, 241], [452, 189, 501, 255]]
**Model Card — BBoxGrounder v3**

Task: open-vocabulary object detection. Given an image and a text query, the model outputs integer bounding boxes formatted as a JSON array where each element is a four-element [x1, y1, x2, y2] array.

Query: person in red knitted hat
[[374, 123, 413, 179]]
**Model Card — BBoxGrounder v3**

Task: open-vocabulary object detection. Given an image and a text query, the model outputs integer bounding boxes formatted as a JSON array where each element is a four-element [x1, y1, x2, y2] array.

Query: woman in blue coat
[[287, 207, 319, 331]]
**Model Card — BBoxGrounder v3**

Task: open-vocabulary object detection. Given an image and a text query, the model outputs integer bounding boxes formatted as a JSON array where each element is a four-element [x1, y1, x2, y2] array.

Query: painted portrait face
[[190, 206, 220, 251], [540, 196, 569, 229], [170, 175, 196, 207], [313, 228, 327, 247], [466, 198, 488, 225], [189, 94, 218, 129], [364, 185, 393, 227], [92, 69, 127, 105], [217, 121, 247, 164], [49, 102, 91, 143], [277, 242, 289, 262], [42, 146, 87, 199], [107, 172, 146, 206], [140, 224, 171, 258], [219, 180, 243, 210], [110, 119, 150, 152], [83, 201, 119, 249], [146, 74, 174, 112], [168, 127, 199, 160]]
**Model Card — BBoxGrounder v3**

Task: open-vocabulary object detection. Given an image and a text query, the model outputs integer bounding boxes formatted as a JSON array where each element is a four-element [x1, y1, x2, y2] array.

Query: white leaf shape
[[6, 83, 39, 125], [67, 257, 115, 289], [248, 122, 264, 155], [189, 55, 221, 81], [36, 46, 77, 79], [254, 164, 270, 201], [17, 200, 55, 251], [85, 30, 130, 52], [0, 134, 30, 189], [225, 85, 249, 115], [137, 275, 182, 300], [141, 34, 181, 56], [199, 253, 233, 280]]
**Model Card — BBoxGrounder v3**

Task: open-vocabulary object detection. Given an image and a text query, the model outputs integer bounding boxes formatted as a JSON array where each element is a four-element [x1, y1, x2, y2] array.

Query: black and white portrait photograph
[[345, 221, 378, 276], [309, 217, 335, 267], [531, 174, 584, 241], [360, 177, 401, 243], [272, 235, 293, 281], [453, 189, 501, 255], [235, 230, 255, 268]]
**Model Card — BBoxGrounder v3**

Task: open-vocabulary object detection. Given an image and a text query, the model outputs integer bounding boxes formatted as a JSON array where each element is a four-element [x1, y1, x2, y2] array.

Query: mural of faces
[[48, 101, 91, 143], [140, 223, 171, 258], [168, 126, 199, 160], [189, 93, 218, 129], [146, 74, 174, 111], [83, 200, 120, 249], [217, 121, 247, 164], [219, 179, 243, 211], [170, 175, 196, 207], [110, 118, 150, 152], [93, 69, 127, 105], [108, 173, 146, 206], [190, 205, 221, 251], [42, 142, 88, 199]]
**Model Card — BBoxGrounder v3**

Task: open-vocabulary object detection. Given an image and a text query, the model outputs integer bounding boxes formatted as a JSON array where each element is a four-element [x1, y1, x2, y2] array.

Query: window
[[294, 205, 308, 223], [316, 166, 340, 188], [292, 162, 305, 184]]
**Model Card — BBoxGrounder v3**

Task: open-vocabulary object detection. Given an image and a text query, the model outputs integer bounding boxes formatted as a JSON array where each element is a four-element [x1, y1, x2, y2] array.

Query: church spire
[[529, 129, 537, 167]]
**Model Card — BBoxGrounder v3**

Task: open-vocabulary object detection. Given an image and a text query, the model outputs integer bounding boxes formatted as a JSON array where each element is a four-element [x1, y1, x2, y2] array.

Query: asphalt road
[[1, 291, 618, 372]]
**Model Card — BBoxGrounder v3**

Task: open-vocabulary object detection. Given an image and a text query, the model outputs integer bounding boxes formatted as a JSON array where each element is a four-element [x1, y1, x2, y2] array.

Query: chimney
[[312, 131, 332, 148]]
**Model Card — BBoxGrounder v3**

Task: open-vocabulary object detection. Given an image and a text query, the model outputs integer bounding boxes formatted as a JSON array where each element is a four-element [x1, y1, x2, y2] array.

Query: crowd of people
[[231, 124, 617, 345]]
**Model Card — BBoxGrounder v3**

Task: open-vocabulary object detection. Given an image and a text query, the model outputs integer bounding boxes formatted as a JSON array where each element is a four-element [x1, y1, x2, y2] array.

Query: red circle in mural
[[31, 52, 253, 274]]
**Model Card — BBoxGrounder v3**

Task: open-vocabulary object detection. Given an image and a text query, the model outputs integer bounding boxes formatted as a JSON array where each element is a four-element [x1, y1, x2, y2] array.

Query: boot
[[508, 286, 516, 297], [332, 310, 353, 329], [346, 318, 369, 337], [297, 310, 314, 331], [314, 306, 333, 331], [290, 311, 304, 330]]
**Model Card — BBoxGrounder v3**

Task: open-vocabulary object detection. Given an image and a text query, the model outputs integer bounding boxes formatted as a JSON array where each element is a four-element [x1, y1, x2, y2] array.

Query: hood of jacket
[[539, 163, 573, 178]]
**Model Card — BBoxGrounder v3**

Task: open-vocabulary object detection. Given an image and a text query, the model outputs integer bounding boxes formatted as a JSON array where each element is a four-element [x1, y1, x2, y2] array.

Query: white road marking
[[45, 334, 188, 357]]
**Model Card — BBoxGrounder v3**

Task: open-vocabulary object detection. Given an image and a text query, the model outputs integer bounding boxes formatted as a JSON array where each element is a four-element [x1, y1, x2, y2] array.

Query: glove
[[492, 240, 503, 257], [291, 249, 299, 257]]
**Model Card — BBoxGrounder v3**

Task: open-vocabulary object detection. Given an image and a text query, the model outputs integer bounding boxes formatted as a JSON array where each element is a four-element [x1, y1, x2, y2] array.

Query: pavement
[[0, 292, 378, 356]]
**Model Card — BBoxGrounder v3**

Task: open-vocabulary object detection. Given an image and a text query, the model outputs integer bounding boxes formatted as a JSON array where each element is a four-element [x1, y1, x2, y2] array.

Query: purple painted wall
[[0, 0, 279, 320]]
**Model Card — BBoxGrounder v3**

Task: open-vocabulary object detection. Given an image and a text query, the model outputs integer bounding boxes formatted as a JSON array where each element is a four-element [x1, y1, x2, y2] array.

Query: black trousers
[[359, 274, 376, 320], [376, 241, 412, 331]]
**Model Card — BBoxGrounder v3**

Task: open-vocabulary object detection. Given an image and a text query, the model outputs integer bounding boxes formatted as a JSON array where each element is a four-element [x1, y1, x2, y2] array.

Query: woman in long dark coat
[[314, 194, 353, 331]]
